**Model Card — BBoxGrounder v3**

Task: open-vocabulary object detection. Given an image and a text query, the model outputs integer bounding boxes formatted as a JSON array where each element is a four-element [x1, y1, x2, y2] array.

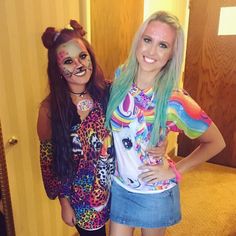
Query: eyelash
[[160, 43, 168, 49], [64, 59, 73, 64], [143, 37, 168, 49], [63, 53, 88, 65], [80, 53, 87, 60], [143, 37, 151, 43]]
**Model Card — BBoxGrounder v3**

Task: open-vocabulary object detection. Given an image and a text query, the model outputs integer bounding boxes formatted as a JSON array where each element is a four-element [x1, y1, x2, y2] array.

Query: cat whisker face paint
[[56, 39, 93, 85]]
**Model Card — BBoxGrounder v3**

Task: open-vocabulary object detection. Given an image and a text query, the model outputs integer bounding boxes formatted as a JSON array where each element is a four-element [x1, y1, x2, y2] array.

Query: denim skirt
[[110, 181, 181, 228]]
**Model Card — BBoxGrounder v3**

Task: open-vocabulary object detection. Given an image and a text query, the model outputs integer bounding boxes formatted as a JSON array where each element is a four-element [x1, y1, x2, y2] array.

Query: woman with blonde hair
[[106, 11, 225, 236]]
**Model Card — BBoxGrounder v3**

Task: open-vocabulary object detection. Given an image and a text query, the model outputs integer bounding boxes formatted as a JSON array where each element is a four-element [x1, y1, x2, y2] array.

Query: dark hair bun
[[70, 20, 86, 37], [41, 27, 58, 49]]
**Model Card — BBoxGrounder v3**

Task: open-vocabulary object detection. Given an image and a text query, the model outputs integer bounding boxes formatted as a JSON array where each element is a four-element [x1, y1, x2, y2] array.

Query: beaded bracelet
[[168, 159, 182, 183]]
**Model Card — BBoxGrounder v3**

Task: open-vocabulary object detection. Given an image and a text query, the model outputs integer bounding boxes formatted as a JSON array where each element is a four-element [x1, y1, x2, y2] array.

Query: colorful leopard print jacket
[[39, 100, 115, 230]]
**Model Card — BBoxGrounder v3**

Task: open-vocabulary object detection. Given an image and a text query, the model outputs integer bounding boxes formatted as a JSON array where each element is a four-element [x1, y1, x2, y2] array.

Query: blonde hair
[[106, 11, 184, 146]]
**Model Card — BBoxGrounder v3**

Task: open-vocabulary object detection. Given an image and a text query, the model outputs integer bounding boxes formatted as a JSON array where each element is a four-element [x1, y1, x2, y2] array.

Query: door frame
[[0, 121, 15, 236]]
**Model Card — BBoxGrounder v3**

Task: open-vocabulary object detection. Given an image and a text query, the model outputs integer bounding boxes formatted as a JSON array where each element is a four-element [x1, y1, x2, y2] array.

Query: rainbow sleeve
[[167, 90, 212, 139]]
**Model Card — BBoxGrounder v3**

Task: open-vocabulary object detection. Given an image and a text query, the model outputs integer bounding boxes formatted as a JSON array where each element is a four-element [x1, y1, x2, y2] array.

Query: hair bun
[[70, 20, 86, 37], [41, 27, 58, 49]]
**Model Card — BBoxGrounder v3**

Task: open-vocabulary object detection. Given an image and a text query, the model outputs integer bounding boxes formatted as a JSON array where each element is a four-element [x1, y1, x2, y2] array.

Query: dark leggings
[[75, 225, 106, 236]]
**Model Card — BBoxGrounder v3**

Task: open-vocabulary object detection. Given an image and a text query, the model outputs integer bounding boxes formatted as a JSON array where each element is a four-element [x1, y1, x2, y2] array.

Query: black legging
[[75, 225, 106, 236]]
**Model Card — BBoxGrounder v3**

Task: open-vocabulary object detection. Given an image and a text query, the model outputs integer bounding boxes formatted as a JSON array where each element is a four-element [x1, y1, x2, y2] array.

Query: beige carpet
[[166, 161, 236, 236], [129, 161, 236, 236], [105, 161, 236, 236]]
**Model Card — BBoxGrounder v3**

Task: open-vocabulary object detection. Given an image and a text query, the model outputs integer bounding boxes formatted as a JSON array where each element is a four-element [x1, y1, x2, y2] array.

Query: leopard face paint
[[56, 39, 93, 86]]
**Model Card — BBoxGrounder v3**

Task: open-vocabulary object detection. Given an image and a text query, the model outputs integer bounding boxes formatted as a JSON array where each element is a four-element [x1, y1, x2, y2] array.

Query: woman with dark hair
[[37, 20, 166, 236], [106, 11, 225, 236], [37, 20, 114, 236]]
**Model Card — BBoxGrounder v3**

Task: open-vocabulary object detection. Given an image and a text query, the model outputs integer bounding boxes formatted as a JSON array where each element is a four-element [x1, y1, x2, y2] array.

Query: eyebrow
[[79, 51, 88, 54], [60, 56, 71, 61], [159, 40, 170, 46], [142, 34, 170, 46], [142, 34, 151, 38]]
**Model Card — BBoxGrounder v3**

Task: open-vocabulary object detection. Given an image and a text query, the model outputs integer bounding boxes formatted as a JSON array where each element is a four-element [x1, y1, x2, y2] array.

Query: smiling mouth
[[143, 56, 156, 64], [74, 66, 87, 77]]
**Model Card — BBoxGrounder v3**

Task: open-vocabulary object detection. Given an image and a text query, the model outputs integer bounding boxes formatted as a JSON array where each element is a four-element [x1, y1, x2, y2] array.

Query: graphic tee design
[[110, 67, 212, 193]]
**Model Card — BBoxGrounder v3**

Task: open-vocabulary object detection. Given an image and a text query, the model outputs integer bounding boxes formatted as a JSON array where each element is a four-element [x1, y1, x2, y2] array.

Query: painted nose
[[74, 58, 82, 66]]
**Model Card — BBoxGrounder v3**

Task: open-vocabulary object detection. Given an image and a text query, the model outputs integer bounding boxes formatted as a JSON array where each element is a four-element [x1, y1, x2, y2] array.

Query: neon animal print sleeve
[[167, 90, 212, 138], [40, 140, 62, 199]]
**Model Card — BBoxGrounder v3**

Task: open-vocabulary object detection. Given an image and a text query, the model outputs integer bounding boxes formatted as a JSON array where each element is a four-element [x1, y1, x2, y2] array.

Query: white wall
[[143, 0, 188, 25], [79, 0, 91, 42]]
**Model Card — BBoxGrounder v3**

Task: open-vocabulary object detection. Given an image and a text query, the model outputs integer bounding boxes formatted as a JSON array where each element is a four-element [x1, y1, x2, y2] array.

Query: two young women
[[38, 11, 225, 236]]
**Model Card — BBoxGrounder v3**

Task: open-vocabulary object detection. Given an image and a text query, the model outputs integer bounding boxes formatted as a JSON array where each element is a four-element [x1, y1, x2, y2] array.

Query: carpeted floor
[[130, 160, 236, 236], [105, 160, 236, 236], [165, 161, 236, 236]]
